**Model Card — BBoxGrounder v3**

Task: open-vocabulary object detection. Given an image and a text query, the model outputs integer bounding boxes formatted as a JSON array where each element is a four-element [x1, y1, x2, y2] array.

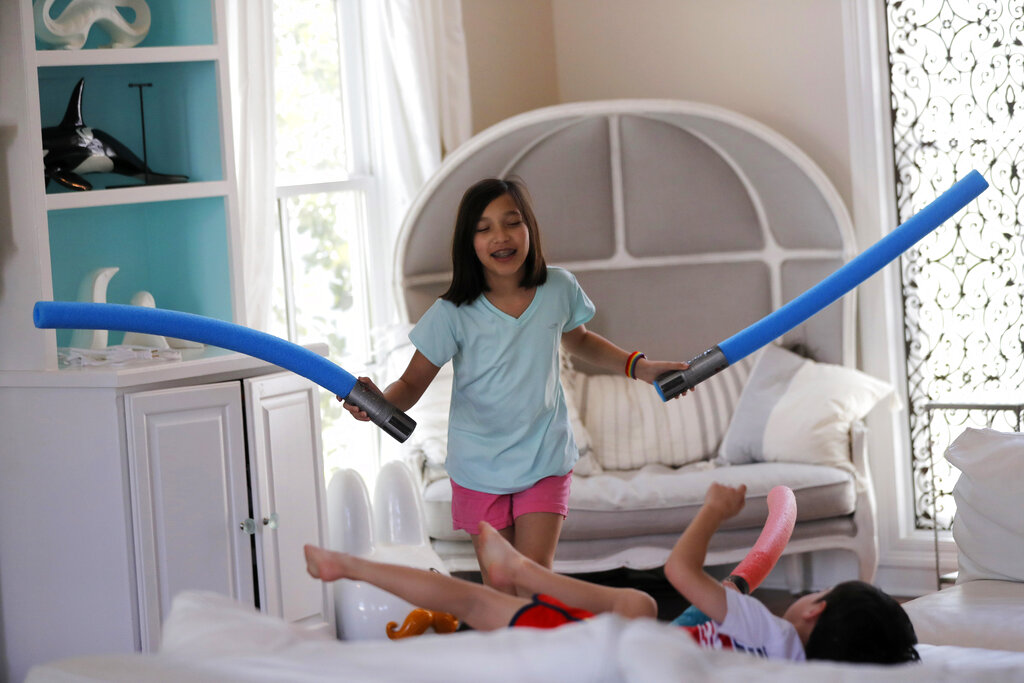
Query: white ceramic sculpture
[[121, 290, 170, 349], [69, 266, 118, 349], [120, 290, 203, 349], [34, 0, 151, 50], [327, 461, 456, 640]]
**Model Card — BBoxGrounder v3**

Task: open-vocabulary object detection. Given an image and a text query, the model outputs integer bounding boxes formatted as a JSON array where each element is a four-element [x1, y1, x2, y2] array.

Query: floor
[[571, 567, 799, 620]]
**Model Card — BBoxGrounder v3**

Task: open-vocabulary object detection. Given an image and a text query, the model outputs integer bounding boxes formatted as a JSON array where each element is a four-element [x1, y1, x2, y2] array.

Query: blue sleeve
[[409, 299, 458, 368], [563, 270, 596, 332]]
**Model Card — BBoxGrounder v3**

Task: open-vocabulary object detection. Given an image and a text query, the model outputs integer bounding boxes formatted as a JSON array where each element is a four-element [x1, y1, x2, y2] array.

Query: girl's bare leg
[[304, 544, 527, 631], [477, 522, 657, 620], [512, 511, 563, 569]]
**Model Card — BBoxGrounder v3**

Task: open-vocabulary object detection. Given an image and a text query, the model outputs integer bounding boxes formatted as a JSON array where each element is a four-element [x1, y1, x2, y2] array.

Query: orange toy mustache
[[386, 608, 460, 639]]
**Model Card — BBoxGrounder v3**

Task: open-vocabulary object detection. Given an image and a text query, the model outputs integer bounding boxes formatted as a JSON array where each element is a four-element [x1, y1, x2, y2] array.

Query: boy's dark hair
[[441, 177, 547, 306], [804, 580, 920, 664]]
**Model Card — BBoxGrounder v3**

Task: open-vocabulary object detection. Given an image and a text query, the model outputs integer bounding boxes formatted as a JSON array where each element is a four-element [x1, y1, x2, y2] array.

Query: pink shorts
[[450, 472, 572, 533]]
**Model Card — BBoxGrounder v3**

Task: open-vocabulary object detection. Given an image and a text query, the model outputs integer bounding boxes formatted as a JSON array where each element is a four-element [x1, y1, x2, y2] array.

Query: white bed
[[27, 591, 1024, 682]]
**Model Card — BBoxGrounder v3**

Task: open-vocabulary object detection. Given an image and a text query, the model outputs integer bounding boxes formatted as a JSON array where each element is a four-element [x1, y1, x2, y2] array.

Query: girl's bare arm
[[342, 350, 440, 420], [560, 323, 688, 387]]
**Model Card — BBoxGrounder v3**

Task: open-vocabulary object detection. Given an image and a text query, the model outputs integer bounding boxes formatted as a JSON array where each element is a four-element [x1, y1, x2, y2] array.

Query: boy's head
[[788, 580, 919, 664]]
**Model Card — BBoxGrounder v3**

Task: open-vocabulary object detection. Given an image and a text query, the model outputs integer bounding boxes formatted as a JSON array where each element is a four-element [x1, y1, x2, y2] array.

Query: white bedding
[[27, 591, 1024, 682]]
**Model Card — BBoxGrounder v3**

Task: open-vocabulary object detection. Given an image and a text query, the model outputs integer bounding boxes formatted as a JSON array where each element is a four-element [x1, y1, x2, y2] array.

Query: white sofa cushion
[[718, 344, 893, 471], [583, 354, 755, 470], [944, 427, 1024, 583], [903, 580, 1024, 652], [422, 462, 856, 542]]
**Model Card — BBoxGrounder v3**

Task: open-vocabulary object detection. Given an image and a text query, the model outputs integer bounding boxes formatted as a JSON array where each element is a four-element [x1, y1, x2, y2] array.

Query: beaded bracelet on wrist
[[625, 351, 646, 379]]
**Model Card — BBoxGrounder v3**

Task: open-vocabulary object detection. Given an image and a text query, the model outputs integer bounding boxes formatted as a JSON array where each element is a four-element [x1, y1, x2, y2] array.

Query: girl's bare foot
[[477, 521, 525, 593], [304, 544, 352, 582]]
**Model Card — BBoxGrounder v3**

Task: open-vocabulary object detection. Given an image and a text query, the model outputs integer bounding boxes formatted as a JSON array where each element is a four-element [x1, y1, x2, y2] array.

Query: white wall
[[461, 1, 940, 595], [461, 0, 560, 134], [464, 0, 853, 209], [551, 0, 853, 210]]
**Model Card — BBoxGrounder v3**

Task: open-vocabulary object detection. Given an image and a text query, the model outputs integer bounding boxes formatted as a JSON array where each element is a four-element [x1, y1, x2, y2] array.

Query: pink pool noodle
[[726, 485, 797, 594]]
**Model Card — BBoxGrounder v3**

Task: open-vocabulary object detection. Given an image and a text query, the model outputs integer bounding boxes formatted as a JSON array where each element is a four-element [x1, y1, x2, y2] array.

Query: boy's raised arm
[[663, 483, 747, 623]]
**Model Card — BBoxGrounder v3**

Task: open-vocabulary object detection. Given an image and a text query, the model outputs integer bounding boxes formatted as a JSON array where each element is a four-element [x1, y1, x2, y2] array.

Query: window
[[886, 0, 1024, 530], [272, 0, 378, 482]]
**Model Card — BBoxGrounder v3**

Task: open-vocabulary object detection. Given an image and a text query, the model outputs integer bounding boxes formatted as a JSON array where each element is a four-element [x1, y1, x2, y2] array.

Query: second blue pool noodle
[[719, 169, 988, 364], [655, 170, 989, 401]]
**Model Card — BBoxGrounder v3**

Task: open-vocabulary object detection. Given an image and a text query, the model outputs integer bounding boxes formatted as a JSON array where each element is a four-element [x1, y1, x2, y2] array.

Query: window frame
[[271, 0, 383, 481]]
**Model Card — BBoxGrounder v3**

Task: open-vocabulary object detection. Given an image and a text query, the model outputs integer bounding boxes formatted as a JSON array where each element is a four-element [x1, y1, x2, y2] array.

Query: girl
[[343, 177, 688, 589]]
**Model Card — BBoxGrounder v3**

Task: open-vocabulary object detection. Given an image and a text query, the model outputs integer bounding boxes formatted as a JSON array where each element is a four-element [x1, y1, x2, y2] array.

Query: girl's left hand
[[634, 359, 691, 396]]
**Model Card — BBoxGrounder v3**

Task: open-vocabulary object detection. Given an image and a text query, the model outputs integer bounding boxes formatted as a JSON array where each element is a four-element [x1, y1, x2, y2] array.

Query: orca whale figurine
[[42, 78, 189, 191]]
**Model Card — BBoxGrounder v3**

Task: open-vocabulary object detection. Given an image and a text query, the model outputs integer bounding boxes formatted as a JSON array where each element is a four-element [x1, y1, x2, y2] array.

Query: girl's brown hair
[[441, 177, 547, 306]]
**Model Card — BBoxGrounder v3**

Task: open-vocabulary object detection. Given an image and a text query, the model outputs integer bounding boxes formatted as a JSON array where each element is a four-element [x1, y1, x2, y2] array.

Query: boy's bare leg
[[471, 524, 516, 592], [472, 512, 562, 595], [304, 544, 526, 631], [478, 522, 657, 620]]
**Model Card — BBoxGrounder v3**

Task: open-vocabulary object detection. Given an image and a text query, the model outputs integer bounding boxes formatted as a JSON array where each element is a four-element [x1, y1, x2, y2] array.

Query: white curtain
[[225, 0, 472, 333], [361, 0, 472, 331], [225, 0, 276, 331]]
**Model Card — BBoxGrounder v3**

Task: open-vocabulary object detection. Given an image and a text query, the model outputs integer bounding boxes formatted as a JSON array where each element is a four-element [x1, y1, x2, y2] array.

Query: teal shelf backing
[[38, 61, 223, 193], [47, 197, 233, 347]]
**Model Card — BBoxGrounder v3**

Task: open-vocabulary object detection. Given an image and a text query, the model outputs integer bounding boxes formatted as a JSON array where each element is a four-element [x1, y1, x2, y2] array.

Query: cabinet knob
[[240, 514, 278, 533]]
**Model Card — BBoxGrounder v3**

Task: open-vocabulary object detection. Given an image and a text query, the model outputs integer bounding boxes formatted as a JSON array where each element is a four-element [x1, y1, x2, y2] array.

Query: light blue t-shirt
[[409, 267, 595, 494]]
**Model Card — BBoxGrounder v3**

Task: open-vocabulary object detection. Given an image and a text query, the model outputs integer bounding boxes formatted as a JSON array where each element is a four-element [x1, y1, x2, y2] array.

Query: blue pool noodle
[[34, 301, 358, 395], [655, 169, 989, 400], [33, 302, 417, 441]]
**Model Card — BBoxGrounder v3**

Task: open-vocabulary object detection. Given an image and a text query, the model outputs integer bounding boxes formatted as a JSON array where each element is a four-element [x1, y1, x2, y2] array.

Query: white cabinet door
[[125, 382, 254, 651], [245, 372, 334, 634]]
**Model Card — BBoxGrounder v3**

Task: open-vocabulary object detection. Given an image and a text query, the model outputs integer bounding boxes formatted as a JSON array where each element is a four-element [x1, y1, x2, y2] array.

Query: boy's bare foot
[[304, 544, 352, 582], [477, 521, 524, 593]]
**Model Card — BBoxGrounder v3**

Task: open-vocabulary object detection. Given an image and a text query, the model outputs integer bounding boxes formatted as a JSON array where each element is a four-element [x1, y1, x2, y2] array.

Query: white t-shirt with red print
[[681, 589, 806, 661]]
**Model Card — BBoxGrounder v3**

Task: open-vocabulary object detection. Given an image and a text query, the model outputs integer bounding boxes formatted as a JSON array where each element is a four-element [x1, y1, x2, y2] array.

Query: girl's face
[[473, 193, 530, 284]]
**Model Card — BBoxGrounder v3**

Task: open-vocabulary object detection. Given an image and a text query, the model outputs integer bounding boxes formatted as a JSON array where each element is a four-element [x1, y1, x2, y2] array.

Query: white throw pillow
[[583, 354, 755, 470], [717, 344, 893, 470], [560, 358, 603, 476], [944, 427, 1024, 583]]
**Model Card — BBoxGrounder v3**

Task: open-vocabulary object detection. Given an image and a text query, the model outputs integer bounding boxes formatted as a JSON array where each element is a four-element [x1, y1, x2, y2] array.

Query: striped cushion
[[582, 353, 757, 470]]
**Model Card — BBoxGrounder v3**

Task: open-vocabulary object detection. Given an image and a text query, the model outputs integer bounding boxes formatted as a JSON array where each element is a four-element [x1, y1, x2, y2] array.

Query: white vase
[[69, 266, 118, 349], [34, 0, 151, 50]]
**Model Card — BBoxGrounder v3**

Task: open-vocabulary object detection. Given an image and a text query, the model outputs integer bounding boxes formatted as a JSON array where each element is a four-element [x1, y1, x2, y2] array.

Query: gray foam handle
[[344, 381, 417, 443]]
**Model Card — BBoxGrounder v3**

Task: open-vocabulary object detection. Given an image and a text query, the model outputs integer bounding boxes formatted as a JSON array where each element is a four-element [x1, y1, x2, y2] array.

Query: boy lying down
[[305, 482, 919, 665]]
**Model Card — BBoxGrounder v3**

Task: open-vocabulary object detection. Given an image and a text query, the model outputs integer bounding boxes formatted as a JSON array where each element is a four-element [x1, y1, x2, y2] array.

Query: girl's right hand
[[338, 376, 381, 422]]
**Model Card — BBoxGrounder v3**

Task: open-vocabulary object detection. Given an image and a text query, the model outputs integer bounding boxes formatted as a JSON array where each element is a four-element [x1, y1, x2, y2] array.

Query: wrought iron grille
[[887, 0, 1024, 530]]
